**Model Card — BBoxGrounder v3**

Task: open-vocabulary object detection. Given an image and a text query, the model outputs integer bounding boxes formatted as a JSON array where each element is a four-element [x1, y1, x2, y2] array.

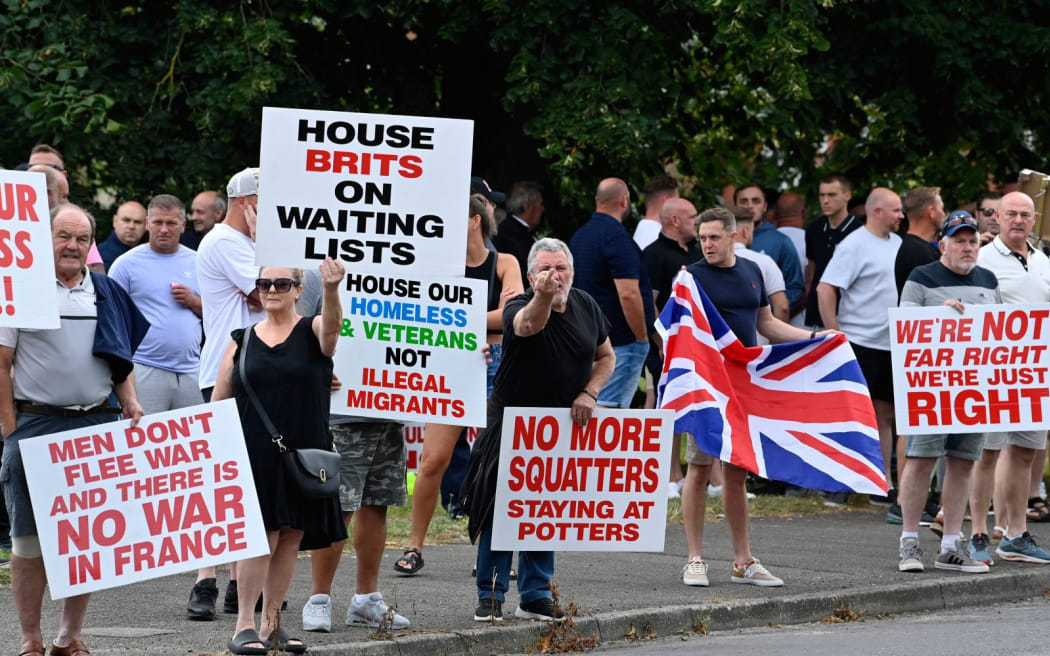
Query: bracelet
[[809, 330, 816, 339], [581, 389, 598, 401]]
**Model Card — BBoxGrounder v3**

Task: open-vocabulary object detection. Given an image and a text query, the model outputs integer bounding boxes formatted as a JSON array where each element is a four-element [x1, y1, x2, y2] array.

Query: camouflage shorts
[[331, 421, 408, 512]]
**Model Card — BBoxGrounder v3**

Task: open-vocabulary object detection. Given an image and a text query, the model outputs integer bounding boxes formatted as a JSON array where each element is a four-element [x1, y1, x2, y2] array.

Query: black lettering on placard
[[297, 120, 435, 150]]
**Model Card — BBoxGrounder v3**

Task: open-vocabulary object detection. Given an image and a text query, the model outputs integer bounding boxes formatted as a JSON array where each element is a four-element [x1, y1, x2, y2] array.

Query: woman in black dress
[[212, 258, 346, 655]]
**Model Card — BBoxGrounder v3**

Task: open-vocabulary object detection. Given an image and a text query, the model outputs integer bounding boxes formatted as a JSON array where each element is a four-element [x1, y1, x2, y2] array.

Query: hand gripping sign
[[0, 170, 59, 328], [20, 400, 268, 599], [492, 408, 674, 552]]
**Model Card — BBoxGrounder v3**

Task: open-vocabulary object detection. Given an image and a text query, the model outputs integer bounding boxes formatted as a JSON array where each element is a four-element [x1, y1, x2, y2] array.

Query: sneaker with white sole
[[302, 593, 333, 632], [970, 533, 994, 566], [473, 598, 503, 622], [681, 557, 709, 587], [996, 531, 1050, 564], [730, 557, 783, 586], [934, 538, 989, 573], [347, 592, 410, 629], [515, 597, 567, 621], [898, 536, 924, 572], [668, 481, 682, 499]]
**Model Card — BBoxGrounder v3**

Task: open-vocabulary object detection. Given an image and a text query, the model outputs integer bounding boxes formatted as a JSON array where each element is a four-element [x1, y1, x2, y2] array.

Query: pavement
[[4, 506, 1050, 655]]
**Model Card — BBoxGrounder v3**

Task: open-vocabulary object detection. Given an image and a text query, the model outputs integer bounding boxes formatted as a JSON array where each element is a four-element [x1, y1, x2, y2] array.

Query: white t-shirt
[[196, 224, 264, 388], [977, 236, 1050, 304], [778, 226, 806, 271], [633, 219, 662, 250], [820, 226, 902, 351], [735, 244, 785, 346]]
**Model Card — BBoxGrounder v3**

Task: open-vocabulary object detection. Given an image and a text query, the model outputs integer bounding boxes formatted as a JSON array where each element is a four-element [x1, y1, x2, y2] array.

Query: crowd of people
[[0, 142, 1048, 655]]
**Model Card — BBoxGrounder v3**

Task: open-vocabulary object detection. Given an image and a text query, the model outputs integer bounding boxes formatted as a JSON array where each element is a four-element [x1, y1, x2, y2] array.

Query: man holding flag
[[660, 207, 883, 588]]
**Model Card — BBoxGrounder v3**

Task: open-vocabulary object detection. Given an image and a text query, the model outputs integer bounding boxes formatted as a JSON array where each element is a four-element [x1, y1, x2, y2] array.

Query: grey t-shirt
[[900, 260, 1002, 308]]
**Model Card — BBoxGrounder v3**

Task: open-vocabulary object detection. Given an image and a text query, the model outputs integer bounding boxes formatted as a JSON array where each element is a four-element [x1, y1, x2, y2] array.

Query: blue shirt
[[752, 221, 804, 308], [686, 257, 768, 348], [569, 212, 655, 346], [98, 232, 134, 272]]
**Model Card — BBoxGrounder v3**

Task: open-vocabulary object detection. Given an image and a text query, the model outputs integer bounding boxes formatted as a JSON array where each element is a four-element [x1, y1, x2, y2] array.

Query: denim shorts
[[331, 422, 407, 512], [983, 430, 1047, 451], [905, 433, 984, 461], [598, 340, 650, 408]]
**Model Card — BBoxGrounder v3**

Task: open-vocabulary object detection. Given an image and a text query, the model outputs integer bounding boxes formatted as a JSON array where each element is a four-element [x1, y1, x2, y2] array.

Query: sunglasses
[[976, 207, 996, 217], [944, 214, 979, 230], [255, 278, 296, 293]]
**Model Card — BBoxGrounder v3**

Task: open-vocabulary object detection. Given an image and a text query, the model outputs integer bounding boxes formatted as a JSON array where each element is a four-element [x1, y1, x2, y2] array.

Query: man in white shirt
[[817, 188, 903, 504], [633, 175, 678, 249]]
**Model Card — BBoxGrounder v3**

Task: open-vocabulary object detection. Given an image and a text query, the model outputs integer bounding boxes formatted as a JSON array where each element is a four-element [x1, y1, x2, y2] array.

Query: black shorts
[[852, 343, 893, 403]]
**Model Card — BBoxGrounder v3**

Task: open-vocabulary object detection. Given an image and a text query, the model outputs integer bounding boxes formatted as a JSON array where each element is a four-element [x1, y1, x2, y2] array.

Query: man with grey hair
[[463, 237, 615, 622], [181, 190, 226, 250], [0, 203, 146, 656], [495, 181, 543, 288]]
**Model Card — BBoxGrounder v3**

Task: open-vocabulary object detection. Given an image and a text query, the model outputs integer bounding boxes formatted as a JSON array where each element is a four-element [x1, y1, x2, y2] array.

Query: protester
[[803, 173, 863, 330], [27, 144, 66, 175], [896, 211, 996, 574], [181, 190, 226, 250], [0, 203, 146, 656], [976, 191, 1050, 563], [894, 186, 944, 297], [212, 260, 347, 655], [98, 201, 147, 271], [633, 175, 679, 249], [570, 178, 654, 409], [461, 238, 614, 621], [495, 181, 543, 288], [680, 208, 831, 588], [974, 191, 1002, 244], [733, 182, 804, 312], [772, 191, 807, 282], [731, 207, 788, 324], [394, 194, 522, 577], [27, 164, 68, 208]]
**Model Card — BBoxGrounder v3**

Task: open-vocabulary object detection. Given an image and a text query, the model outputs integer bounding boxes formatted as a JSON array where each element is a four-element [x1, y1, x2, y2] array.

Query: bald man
[[569, 178, 655, 409], [774, 192, 807, 272], [817, 188, 903, 507], [27, 165, 68, 208], [181, 191, 226, 250], [98, 201, 147, 271]]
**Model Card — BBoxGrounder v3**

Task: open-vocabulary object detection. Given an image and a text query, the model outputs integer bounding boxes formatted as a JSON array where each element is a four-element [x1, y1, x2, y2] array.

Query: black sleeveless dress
[[231, 317, 347, 550]]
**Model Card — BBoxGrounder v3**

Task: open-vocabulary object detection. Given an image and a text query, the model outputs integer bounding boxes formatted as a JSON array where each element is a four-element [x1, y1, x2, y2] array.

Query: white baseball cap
[[227, 167, 259, 198]]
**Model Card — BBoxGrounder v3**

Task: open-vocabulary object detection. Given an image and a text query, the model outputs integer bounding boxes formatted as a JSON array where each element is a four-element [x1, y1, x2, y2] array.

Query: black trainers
[[223, 580, 238, 614], [515, 597, 567, 622], [187, 578, 218, 620], [473, 598, 503, 622], [886, 503, 903, 525]]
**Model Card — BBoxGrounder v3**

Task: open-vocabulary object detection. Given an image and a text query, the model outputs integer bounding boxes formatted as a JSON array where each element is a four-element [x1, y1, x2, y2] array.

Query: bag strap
[[238, 327, 287, 452]]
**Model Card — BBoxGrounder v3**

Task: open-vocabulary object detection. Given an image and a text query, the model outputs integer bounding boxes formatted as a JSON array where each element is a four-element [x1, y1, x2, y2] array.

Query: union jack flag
[[656, 271, 886, 494]]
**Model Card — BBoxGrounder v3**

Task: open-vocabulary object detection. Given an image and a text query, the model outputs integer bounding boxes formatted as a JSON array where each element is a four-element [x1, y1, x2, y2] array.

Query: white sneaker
[[681, 557, 709, 586], [668, 481, 682, 499], [707, 484, 723, 498], [347, 592, 410, 629], [302, 593, 332, 632]]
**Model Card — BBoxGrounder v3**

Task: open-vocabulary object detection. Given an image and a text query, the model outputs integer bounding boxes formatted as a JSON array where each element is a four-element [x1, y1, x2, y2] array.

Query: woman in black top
[[213, 259, 346, 655], [394, 194, 522, 575]]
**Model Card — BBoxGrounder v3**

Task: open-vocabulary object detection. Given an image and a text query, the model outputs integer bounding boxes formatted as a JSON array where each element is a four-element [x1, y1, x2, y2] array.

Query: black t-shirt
[[493, 287, 610, 408], [643, 232, 702, 314], [686, 257, 767, 348], [894, 233, 940, 299], [804, 214, 864, 326]]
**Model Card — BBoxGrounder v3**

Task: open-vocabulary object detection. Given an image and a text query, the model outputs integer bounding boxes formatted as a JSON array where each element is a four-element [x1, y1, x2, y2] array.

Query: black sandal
[[262, 627, 307, 654], [228, 628, 268, 655], [393, 548, 424, 575], [1028, 497, 1050, 522]]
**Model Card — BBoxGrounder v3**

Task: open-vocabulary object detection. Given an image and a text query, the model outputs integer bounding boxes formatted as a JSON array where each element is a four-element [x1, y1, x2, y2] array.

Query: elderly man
[[462, 238, 614, 622], [896, 211, 998, 573], [181, 190, 226, 250], [0, 203, 146, 656], [98, 201, 147, 271], [977, 191, 1050, 563]]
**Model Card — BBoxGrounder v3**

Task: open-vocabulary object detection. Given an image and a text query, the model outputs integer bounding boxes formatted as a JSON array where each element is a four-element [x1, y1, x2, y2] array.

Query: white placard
[[255, 107, 473, 275], [330, 274, 487, 426], [889, 304, 1050, 435], [492, 408, 673, 552], [0, 170, 59, 328], [21, 400, 269, 599]]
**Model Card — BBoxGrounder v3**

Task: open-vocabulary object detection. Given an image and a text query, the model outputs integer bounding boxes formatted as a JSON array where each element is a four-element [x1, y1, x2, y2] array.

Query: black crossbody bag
[[238, 327, 341, 498]]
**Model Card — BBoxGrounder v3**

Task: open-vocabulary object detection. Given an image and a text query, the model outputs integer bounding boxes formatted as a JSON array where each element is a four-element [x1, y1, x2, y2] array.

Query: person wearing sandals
[[213, 260, 348, 655], [394, 194, 523, 577]]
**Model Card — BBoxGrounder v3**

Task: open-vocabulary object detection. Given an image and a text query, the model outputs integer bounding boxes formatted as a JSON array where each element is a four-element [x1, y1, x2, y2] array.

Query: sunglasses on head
[[255, 278, 296, 293], [976, 207, 996, 217], [944, 214, 978, 230]]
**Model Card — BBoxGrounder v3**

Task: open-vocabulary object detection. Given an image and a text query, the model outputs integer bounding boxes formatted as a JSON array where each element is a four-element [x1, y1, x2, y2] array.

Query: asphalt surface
[[4, 508, 1050, 655]]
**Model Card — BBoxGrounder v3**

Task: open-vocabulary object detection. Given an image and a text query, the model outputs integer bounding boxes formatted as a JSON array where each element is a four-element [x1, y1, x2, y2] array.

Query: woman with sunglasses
[[212, 258, 347, 655], [394, 194, 523, 576]]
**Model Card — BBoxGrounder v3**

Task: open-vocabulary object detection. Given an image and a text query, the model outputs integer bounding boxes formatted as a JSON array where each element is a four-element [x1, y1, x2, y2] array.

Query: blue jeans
[[598, 340, 650, 408], [476, 528, 554, 603], [485, 343, 502, 398]]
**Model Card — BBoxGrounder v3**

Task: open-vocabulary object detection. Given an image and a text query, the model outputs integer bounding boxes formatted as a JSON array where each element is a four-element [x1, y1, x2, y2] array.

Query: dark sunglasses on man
[[976, 207, 996, 218], [255, 278, 296, 293]]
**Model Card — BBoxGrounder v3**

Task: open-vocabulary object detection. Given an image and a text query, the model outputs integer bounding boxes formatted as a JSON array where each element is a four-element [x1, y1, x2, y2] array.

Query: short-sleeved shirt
[[752, 220, 804, 307], [109, 244, 202, 373], [0, 272, 111, 407], [804, 214, 864, 326], [894, 233, 940, 298], [196, 224, 264, 388], [977, 237, 1050, 304], [569, 212, 655, 346], [633, 219, 662, 250], [820, 226, 902, 351], [493, 287, 610, 408], [686, 257, 767, 348], [734, 243, 786, 295], [900, 261, 1002, 308], [643, 232, 701, 312]]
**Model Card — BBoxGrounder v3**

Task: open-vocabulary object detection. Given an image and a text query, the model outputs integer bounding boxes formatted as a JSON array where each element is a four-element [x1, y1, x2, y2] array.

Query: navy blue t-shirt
[[569, 212, 655, 346], [686, 257, 768, 347]]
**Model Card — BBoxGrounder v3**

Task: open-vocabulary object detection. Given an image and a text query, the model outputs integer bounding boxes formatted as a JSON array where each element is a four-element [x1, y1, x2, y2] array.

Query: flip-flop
[[393, 548, 424, 575], [227, 628, 268, 655], [262, 627, 307, 654]]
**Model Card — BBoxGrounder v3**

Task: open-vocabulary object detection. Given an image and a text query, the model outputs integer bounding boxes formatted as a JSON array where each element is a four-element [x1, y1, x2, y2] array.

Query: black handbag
[[239, 326, 341, 498]]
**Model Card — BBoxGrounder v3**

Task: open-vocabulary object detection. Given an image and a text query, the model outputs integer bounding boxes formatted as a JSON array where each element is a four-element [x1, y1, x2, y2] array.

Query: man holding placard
[[462, 238, 614, 622], [0, 204, 147, 656]]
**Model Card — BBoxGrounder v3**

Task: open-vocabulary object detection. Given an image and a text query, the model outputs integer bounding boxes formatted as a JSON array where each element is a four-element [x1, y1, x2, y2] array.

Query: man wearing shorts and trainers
[[817, 188, 903, 508], [977, 191, 1050, 563], [896, 211, 998, 573]]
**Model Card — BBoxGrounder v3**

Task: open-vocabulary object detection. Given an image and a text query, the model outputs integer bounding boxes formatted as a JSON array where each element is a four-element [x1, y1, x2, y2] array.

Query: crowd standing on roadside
[[2, 141, 1049, 656]]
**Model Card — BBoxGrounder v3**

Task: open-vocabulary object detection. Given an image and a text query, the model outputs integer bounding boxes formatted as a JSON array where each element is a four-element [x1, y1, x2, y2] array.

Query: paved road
[[582, 599, 1050, 656]]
